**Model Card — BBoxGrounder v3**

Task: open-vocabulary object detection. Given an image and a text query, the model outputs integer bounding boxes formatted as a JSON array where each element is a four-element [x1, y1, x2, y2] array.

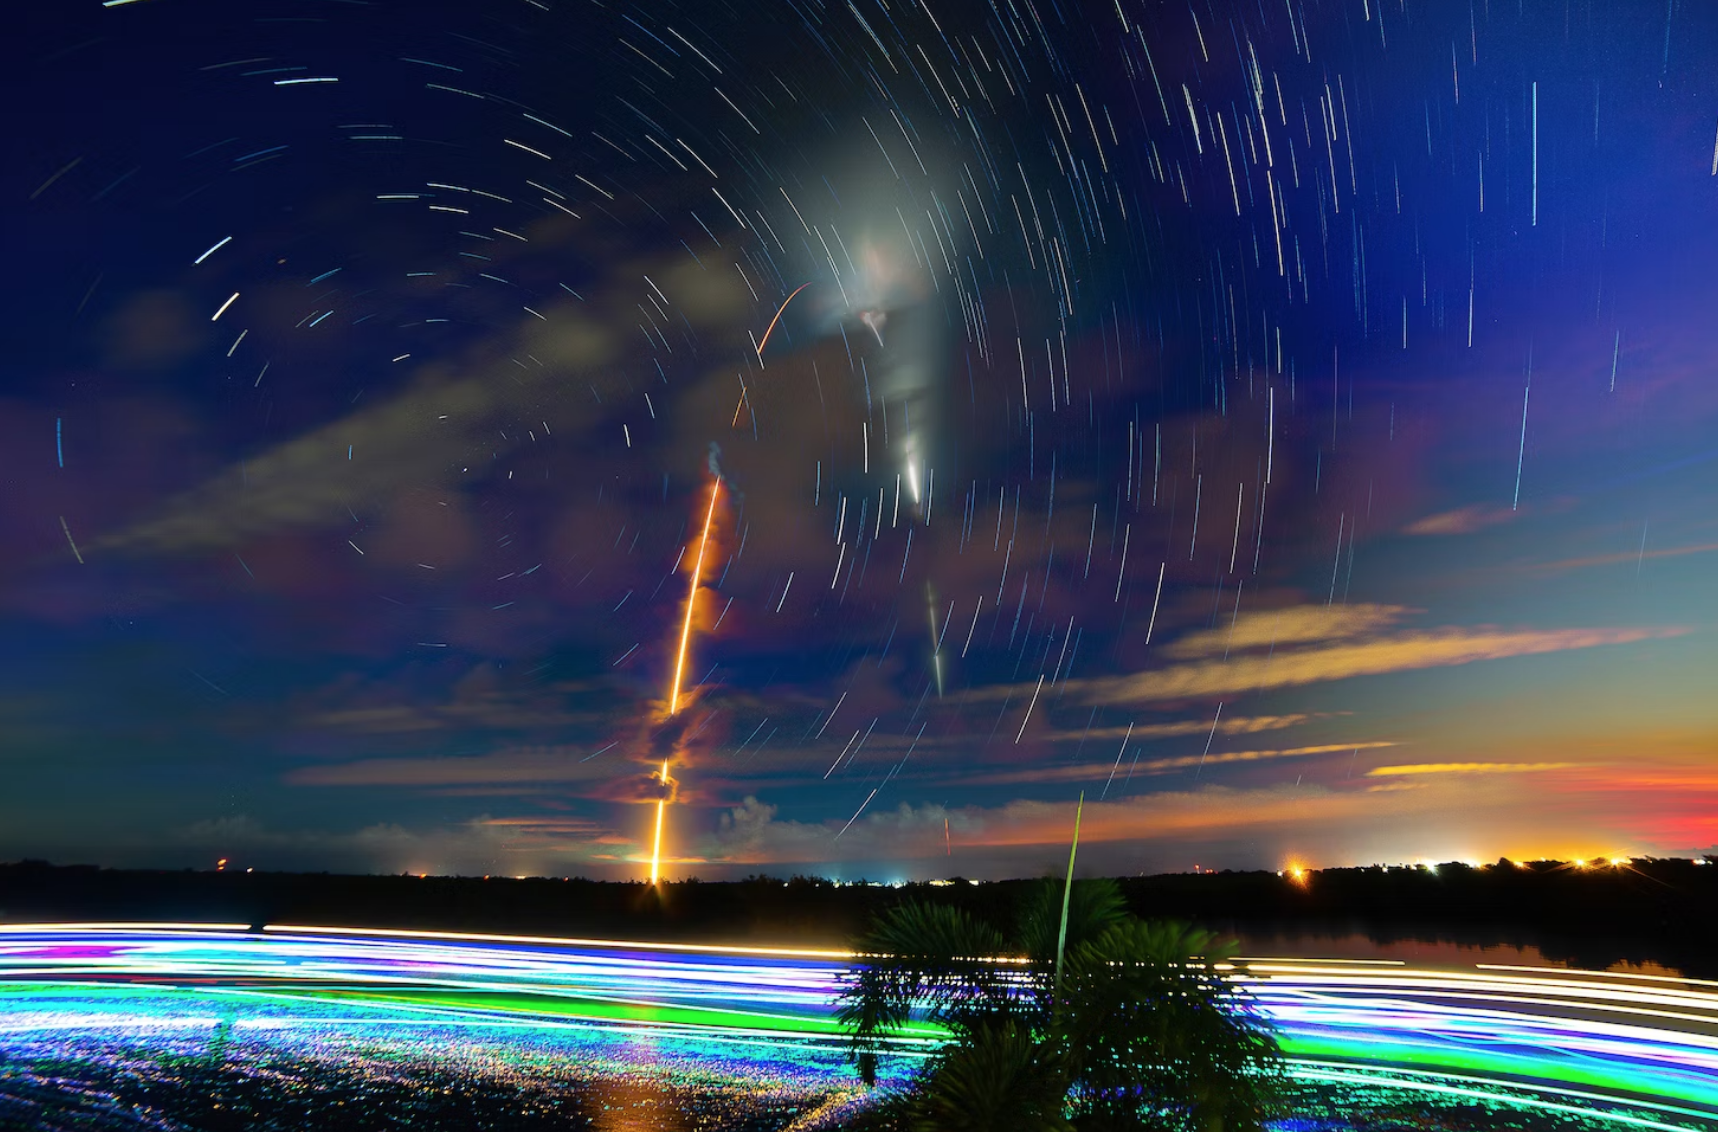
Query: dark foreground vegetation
[[3, 856, 1714, 975], [838, 879, 1283, 1132]]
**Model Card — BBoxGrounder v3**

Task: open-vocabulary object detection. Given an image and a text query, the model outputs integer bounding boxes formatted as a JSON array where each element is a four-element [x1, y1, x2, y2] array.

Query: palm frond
[[911, 1022, 1072, 1132], [839, 900, 1284, 1132], [1015, 877, 1131, 967], [1058, 920, 1281, 1132], [837, 902, 1015, 1076]]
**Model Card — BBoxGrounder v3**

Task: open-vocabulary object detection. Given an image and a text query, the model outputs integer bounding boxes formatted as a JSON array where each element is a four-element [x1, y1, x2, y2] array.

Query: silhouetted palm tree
[[914, 1021, 1073, 1132], [838, 879, 1281, 1132], [1058, 919, 1279, 1132], [839, 900, 1015, 1088]]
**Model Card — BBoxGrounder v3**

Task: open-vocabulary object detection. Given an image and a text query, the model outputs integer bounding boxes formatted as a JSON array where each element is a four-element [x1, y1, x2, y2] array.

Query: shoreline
[[4, 857, 1712, 978]]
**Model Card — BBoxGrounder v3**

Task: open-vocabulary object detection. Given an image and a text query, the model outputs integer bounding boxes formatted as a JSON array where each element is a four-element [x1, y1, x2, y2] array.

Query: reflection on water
[[1236, 929, 1695, 980], [0, 1026, 863, 1132], [2, 925, 1712, 1131]]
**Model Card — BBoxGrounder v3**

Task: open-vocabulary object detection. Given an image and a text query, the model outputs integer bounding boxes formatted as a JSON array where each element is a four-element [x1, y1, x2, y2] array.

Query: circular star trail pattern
[[5, 0, 1718, 876]]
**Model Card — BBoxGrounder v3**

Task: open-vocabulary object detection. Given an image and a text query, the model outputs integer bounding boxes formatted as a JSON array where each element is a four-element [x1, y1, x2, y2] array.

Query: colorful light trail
[[0, 924, 1714, 1128]]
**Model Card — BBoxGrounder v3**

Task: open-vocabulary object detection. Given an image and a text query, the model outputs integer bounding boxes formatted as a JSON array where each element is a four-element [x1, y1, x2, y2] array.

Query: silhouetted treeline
[[2, 857, 1713, 976], [1121, 858, 1718, 976]]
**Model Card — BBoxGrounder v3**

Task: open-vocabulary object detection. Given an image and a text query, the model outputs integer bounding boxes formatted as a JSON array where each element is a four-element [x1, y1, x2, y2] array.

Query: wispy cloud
[[92, 245, 751, 557], [1523, 541, 1718, 576], [1161, 604, 1407, 658], [1042, 713, 1330, 745], [298, 674, 613, 737], [1403, 505, 1519, 536], [1367, 762, 1574, 776], [95, 351, 588, 555], [954, 741, 1398, 787], [1064, 622, 1674, 707], [958, 605, 1675, 711], [168, 812, 626, 876], [290, 747, 609, 786]]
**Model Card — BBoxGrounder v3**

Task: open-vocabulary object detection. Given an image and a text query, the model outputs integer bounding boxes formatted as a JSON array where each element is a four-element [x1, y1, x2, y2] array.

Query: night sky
[[5, 0, 1716, 881]]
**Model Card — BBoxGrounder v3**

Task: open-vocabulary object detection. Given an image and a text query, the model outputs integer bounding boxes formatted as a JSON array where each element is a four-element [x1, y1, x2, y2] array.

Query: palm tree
[[914, 1022, 1073, 1132], [839, 901, 1016, 1087], [1058, 919, 1279, 1132], [837, 879, 1281, 1132]]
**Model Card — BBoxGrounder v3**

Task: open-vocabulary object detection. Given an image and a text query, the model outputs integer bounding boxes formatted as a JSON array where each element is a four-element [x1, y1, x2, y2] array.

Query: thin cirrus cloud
[[956, 604, 1676, 709], [1522, 541, 1718, 576], [1161, 604, 1409, 658], [1367, 762, 1575, 777], [1041, 713, 1333, 745], [950, 742, 1400, 787], [290, 747, 608, 786], [90, 246, 749, 558], [1061, 617, 1677, 708], [164, 813, 624, 876], [1402, 504, 1520, 536]]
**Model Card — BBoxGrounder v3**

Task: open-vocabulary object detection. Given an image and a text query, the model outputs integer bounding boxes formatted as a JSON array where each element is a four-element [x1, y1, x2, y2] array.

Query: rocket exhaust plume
[[650, 473, 722, 885], [670, 476, 722, 718], [756, 282, 811, 359], [649, 760, 669, 886]]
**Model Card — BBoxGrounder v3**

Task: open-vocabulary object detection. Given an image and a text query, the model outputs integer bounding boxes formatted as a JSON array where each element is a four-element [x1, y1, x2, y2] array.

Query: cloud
[[1043, 713, 1330, 745], [1524, 541, 1718, 576], [170, 812, 626, 876], [706, 795, 968, 863], [731, 713, 1331, 769], [953, 742, 1398, 787], [1062, 622, 1676, 707], [475, 815, 610, 837], [298, 672, 614, 737], [90, 325, 617, 556], [1367, 762, 1575, 776], [305, 707, 447, 735], [710, 796, 799, 858], [91, 240, 754, 558], [289, 747, 609, 786], [699, 782, 1455, 868], [1403, 505, 1519, 536], [102, 290, 206, 371], [696, 766, 1686, 876], [1162, 604, 1408, 658]]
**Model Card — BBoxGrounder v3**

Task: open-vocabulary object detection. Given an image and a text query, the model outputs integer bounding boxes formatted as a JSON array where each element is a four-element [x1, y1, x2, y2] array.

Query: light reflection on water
[[1, 924, 1714, 1131]]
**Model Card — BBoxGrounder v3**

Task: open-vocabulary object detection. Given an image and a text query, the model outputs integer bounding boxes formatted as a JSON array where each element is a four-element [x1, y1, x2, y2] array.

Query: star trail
[[3, 0, 1717, 879]]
